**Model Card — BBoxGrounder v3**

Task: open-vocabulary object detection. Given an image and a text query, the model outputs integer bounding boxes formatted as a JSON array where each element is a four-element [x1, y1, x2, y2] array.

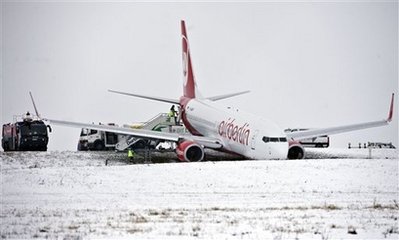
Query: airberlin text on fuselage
[[218, 118, 250, 145]]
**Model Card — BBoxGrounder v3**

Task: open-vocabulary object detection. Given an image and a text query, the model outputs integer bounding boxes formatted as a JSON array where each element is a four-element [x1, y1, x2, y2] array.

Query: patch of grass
[[192, 225, 201, 232], [209, 207, 238, 212], [295, 206, 309, 211], [309, 204, 341, 211], [148, 210, 160, 216], [325, 204, 341, 210], [294, 227, 305, 234], [347, 225, 357, 235], [272, 204, 343, 211], [192, 224, 201, 237], [127, 227, 143, 234], [133, 215, 148, 223], [68, 225, 80, 230], [38, 227, 49, 233], [368, 199, 399, 210], [372, 199, 383, 209], [129, 212, 136, 216], [383, 226, 399, 238], [178, 210, 187, 216]]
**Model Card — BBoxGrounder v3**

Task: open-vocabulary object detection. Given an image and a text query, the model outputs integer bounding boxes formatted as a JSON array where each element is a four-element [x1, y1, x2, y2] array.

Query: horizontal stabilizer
[[207, 90, 250, 101], [109, 89, 180, 104]]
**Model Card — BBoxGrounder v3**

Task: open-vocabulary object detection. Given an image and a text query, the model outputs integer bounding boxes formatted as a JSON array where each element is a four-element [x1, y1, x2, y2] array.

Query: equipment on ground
[[284, 128, 329, 148], [2, 112, 51, 151], [77, 113, 187, 151], [368, 142, 396, 149]]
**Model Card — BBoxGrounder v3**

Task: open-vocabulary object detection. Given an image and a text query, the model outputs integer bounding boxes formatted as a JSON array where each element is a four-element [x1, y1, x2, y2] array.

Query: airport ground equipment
[[2, 113, 51, 151], [78, 123, 125, 151], [284, 128, 329, 148], [367, 142, 396, 149], [78, 113, 187, 151], [348, 142, 396, 149]]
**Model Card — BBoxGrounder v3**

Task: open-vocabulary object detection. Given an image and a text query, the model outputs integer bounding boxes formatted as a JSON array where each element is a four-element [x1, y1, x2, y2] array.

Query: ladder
[[115, 113, 175, 151], [115, 135, 143, 151], [142, 113, 172, 130]]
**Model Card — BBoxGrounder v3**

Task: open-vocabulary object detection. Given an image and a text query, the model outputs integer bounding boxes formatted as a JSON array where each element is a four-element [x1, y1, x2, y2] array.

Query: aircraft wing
[[46, 118, 223, 149], [286, 119, 391, 141], [286, 93, 394, 141]]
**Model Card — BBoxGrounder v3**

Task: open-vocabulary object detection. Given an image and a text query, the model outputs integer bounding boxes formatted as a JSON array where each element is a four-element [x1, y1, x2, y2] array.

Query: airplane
[[32, 20, 395, 161]]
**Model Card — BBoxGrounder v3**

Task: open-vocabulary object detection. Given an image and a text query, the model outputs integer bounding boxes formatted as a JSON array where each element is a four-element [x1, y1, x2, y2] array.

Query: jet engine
[[287, 140, 305, 159], [176, 141, 204, 162]]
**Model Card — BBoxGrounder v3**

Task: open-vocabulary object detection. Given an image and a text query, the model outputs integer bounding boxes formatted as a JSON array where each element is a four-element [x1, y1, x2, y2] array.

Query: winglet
[[29, 91, 41, 119], [387, 93, 394, 122]]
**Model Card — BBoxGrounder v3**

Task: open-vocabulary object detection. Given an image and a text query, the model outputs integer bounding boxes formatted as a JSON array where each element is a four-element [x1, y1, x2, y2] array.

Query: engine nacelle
[[287, 140, 305, 159], [176, 141, 204, 162]]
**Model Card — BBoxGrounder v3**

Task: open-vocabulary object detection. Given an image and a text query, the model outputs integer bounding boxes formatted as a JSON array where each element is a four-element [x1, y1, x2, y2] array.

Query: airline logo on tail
[[182, 46, 188, 83]]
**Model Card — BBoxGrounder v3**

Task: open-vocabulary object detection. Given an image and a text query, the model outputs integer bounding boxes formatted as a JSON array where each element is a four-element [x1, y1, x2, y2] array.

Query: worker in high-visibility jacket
[[128, 149, 135, 159], [169, 105, 178, 124]]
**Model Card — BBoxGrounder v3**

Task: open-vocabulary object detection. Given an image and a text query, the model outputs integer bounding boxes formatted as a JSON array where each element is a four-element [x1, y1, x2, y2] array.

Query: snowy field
[[1, 149, 398, 239]]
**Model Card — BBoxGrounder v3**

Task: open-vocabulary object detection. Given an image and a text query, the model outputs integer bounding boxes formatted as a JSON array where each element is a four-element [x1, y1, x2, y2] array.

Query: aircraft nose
[[271, 144, 288, 160]]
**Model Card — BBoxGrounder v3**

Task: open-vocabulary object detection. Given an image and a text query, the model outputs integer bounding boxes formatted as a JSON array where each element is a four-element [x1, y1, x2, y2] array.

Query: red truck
[[2, 112, 51, 151]]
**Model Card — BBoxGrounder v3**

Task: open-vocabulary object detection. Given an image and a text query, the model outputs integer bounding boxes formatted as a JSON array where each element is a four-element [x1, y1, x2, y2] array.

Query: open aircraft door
[[251, 130, 259, 150]]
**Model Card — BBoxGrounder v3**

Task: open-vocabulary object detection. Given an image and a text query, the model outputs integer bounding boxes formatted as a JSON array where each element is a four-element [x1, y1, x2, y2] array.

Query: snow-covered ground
[[305, 147, 398, 159], [1, 149, 398, 239]]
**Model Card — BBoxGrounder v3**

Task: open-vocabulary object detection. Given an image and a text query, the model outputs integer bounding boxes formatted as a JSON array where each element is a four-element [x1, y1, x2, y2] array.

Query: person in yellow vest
[[128, 149, 135, 160], [169, 105, 178, 124]]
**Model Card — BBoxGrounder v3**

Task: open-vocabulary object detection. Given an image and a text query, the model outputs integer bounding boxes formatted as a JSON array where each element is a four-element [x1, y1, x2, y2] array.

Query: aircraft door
[[251, 130, 259, 150]]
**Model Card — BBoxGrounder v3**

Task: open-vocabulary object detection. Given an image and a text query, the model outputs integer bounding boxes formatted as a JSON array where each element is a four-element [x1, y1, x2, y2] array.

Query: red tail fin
[[181, 20, 196, 99]]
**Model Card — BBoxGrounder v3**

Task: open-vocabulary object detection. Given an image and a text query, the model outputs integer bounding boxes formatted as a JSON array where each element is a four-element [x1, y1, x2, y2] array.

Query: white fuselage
[[184, 99, 288, 159]]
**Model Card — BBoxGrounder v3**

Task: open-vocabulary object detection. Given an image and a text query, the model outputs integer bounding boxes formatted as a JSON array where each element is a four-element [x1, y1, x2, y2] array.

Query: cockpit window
[[270, 137, 279, 142], [263, 136, 287, 143]]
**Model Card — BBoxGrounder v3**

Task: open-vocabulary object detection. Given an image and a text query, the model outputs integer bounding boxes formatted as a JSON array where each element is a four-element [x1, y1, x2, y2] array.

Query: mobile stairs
[[115, 113, 180, 151]]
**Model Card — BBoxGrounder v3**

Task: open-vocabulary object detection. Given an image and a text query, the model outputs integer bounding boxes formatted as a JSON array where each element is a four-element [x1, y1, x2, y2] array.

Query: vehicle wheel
[[2, 142, 9, 151], [77, 143, 88, 151], [94, 140, 105, 151]]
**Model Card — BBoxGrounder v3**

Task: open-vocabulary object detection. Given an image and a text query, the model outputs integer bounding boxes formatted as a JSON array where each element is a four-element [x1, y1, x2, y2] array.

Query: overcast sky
[[1, 2, 398, 151]]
